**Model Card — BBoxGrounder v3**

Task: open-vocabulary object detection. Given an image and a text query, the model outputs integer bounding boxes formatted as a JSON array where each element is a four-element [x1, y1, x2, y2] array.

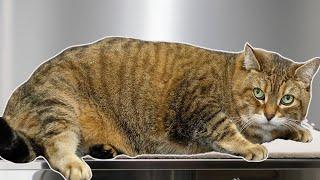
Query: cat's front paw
[[292, 128, 313, 143], [53, 155, 92, 180], [241, 144, 268, 161]]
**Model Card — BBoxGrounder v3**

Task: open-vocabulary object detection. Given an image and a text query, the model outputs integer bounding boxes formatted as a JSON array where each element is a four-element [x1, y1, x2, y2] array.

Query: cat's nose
[[264, 113, 275, 121]]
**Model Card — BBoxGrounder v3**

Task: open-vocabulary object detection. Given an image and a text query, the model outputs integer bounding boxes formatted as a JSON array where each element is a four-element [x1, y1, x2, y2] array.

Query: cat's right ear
[[243, 43, 261, 71]]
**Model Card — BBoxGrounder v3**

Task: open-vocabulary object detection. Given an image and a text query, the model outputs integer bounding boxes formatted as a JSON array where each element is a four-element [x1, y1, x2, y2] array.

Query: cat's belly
[[77, 103, 137, 156]]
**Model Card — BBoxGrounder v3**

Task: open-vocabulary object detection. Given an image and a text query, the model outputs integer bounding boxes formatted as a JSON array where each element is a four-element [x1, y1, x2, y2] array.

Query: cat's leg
[[36, 97, 92, 180], [206, 113, 268, 161], [89, 144, 120, 159], [43, 130, 92, 180]]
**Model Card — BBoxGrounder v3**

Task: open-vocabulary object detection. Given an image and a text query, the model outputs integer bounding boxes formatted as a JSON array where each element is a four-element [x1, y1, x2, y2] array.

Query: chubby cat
[[0, 37, 319, 180]]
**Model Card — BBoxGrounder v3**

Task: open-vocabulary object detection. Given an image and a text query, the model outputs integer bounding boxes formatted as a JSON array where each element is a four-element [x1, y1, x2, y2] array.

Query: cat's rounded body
[[3, 37, 233, 156], [0, 37, 318, 180]]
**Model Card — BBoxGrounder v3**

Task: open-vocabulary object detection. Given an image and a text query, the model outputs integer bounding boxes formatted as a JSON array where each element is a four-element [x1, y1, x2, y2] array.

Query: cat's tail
[[0, 117, 39, 163]]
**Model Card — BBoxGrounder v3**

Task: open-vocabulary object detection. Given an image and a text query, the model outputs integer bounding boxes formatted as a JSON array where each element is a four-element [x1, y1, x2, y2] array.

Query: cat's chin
[[269, 119, 285, 126]]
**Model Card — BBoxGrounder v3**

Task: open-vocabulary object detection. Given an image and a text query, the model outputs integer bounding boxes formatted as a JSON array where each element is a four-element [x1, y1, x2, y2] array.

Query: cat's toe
[[300, 129, 313, 143], [55, 155, 92, 180], [242, 144, 268, 162]]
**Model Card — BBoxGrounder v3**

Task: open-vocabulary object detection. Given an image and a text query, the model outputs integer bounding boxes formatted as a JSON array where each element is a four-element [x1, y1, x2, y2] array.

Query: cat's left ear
[[243, 43, 261, 71], [294, 57, 320, 84]]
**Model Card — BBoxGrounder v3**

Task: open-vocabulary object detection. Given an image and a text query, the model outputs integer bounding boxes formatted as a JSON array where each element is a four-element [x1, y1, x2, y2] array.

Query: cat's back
[[29, 37, 229, 80], [5, 37, 233, 115], [5, 37, 233, 121]]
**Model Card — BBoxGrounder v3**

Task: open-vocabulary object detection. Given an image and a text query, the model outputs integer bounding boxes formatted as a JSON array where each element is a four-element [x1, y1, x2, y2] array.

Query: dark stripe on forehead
[[265, 54, 292, 93], [267, 74, 286, 93]]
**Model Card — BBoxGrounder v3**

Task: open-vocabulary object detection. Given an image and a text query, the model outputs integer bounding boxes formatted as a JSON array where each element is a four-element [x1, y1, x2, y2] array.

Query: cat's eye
[[253, 88, 265, 100], [280, 94, 294, 106]]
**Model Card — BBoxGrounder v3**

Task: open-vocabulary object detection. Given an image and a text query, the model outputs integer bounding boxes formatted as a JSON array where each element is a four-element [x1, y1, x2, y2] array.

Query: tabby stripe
[[130, 41, 143, 116], [118, 43, 127, 118], [154, 43, 161, 76], [149, 43, 158, 77], [98, 48, 118, 118], [211, 116, 228, 133], [41, 116, 69, 125], [161, 43, 170, 81], [188, 101, 215, 122], [37, 98, 72, 109], [219, 127, 237, 141], [117, 40, 141, 153], [182, 70, 212, 110], [142, 43, 153, 122]]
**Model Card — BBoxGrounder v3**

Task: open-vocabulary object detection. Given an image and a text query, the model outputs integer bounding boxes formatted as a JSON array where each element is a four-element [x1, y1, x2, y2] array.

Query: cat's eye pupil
[[253, 88, 265, 100]]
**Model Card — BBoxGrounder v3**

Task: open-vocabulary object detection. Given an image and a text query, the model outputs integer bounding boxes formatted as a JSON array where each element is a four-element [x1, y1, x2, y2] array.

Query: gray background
[[0, 0, 319, 124], [0, 0, 319, 179]]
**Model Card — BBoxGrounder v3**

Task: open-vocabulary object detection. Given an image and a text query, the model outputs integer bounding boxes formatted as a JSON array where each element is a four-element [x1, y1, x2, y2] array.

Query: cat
[[0, 37, 319, 180]]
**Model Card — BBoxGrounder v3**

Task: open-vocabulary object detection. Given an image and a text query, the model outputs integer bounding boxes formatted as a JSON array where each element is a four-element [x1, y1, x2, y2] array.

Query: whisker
[[239, 119, 255, 133], [282, 123, 293, 132], [288, 119, 300, 124], [228, 115, 257, 134], [241, 122, 255, 133], [282, 122, 298, 132]]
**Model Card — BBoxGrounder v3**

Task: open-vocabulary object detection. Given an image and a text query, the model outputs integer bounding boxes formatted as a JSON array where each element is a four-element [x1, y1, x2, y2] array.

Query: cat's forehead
[[257, 51, 297, 78], [250, 51, 300, 92]]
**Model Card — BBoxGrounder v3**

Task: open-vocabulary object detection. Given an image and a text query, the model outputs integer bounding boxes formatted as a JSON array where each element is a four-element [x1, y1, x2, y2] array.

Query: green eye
[[253, 88, 265, 100], [281, 94, 294, 105]]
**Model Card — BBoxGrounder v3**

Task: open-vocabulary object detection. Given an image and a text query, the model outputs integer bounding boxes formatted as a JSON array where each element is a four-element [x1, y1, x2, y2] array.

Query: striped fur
[[1, 38, 319, 180]]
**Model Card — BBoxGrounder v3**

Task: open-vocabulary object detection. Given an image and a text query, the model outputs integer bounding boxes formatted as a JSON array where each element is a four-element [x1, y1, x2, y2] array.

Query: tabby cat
[[0, 37, 319, 180]]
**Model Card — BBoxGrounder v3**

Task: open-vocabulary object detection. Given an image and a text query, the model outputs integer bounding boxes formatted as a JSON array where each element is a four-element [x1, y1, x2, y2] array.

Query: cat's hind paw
[[241, 144, 268, 162], [89, 144, 119, 159]]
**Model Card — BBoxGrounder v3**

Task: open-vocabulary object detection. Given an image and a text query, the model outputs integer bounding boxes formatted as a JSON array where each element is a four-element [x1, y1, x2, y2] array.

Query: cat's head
[[232, 43, 319, 128]]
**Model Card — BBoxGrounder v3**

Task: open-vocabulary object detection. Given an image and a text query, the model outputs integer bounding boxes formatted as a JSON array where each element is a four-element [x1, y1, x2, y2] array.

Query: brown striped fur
[[1, 37, 319, 180]]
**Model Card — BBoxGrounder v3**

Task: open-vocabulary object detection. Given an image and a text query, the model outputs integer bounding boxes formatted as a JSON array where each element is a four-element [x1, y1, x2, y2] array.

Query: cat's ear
[[243, 42, 261, 71], [294, 57, 320, 84]]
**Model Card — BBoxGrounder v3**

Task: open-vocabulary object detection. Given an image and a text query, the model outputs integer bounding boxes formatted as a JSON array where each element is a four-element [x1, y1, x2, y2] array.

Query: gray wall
[[0, 0, 319, 127]]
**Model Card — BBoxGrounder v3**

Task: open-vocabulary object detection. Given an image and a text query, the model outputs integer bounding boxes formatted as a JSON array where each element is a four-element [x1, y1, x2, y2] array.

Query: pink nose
[[264, 113, 275, 121]]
